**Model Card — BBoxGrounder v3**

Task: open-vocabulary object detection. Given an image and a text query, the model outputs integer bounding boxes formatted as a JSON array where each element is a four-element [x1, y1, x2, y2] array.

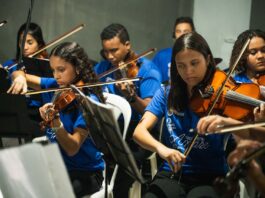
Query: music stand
[[23, 57, 53, 77], [0, 68, 9, 93], [70, 85, 145, 184], [0, 94, 39, 142]]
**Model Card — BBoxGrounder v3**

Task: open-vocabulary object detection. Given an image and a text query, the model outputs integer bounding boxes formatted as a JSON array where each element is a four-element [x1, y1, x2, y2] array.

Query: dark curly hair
[[168, 32, 216, 113], [50, 42, 105, 103], [229, 29, 265, 74]]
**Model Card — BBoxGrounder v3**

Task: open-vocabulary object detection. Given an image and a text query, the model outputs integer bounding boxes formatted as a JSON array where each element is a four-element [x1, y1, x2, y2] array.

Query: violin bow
[[31, 24, 85, 57], [5, 23, 85, 71], [25, 77, 141, 95], [97, 48, 156, 79], [184, 38, 251, 157], [208, 120, 265, 134]]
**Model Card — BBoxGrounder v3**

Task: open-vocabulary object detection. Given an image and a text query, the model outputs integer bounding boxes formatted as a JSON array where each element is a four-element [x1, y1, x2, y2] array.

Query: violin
[[124, 59, 139, 78], [120, 51, 140, 78], [257, 74, 265, 86], [40, 90, 76, 130], [185, 38, 251, 157], [40, 79, 85, 130], [214, 142, 265, 198], [97, 48, 156, 79], [190, 70, 262, 120]]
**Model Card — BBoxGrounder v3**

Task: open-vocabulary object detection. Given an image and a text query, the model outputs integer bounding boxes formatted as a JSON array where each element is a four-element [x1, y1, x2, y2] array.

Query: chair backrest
[[103, 92, 132, 185], [85, 93, 132, 198], [103, 92, 132, 139], [0, 143, 75, 198]]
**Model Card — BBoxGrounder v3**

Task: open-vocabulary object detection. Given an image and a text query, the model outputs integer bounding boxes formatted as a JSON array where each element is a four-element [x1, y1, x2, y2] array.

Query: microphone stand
[[17, 0, 34, 70]]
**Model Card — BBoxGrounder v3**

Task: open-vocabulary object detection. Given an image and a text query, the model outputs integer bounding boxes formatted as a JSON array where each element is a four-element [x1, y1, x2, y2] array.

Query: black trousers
[[69, 170, 103, 198], [113, 120, 158, 198], [144, 171, 224, 198]]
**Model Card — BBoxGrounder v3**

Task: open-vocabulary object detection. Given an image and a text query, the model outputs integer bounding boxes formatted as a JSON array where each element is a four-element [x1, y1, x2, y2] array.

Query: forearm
[[11, 70, 41, 90], [130, 97, 151, 114], [249, 127, 265, 142], [55, 127, 86, 156], [11, 70, 25, 80], [133, 123, 165, 153], [247, 162, 265, 197], [233, 127, 265, 143], [25, 73, 41, 90]]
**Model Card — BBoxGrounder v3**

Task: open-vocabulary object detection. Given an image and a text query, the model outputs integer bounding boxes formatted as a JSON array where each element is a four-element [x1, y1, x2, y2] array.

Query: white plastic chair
[[129, 117, 165, 198], [103, 92, 131, 139], [84, 93, 132, 198], [148, 117, 165, 179]]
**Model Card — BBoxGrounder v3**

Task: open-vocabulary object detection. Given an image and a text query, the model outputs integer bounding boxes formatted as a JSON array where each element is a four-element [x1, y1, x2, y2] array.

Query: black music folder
[[71, 85, 145, 183], [23, 57, 53, 77], [0, 94, 39, 139]]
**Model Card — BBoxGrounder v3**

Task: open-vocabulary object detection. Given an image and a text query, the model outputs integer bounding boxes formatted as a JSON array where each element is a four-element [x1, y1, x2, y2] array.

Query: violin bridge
[[199, 85, 214, 98]]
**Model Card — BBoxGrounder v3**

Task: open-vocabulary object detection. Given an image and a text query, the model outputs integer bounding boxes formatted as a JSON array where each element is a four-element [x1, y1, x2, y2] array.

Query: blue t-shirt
[[146, 86, 229, 175], [95, 57, 162, 121], [152, 47, 172, 83], [2, 59, 17, 76], [233, 73, 252, 83], [40, 77, 104, 172]]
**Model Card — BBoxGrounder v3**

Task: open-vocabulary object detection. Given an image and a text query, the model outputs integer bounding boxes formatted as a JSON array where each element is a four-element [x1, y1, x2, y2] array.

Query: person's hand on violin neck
[[254, 103, 265, 122], [39, 103, 58, 122], [7, 70, 27, 94], [115, 81, 136, 99]]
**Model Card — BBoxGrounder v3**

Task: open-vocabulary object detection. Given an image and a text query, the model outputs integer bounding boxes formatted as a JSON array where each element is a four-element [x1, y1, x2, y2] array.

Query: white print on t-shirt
[[167, 62, 171, 79], [166, 117, 209, 150]]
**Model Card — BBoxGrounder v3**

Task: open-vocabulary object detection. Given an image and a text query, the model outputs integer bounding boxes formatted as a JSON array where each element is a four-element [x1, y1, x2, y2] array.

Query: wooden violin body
[[40, 90, 76, 130], [190, 70, 262, 120]]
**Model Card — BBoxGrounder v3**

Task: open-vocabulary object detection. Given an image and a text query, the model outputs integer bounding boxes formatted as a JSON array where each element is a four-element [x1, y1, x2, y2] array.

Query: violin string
[[226, 91, 263, 107], [184, 39, 251, 157]]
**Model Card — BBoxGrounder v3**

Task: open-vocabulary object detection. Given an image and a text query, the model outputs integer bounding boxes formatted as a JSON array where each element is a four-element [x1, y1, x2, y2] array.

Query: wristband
[[51, 121, 63, 133], [19, 66, 27, 74]]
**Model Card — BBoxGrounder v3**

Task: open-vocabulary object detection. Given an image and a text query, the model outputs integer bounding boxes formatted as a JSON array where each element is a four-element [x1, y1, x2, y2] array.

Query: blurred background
[[0, 0, 264, 70]]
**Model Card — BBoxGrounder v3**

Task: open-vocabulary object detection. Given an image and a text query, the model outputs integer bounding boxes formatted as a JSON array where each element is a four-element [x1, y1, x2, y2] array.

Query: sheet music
[[0, 143, 75, 198]]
